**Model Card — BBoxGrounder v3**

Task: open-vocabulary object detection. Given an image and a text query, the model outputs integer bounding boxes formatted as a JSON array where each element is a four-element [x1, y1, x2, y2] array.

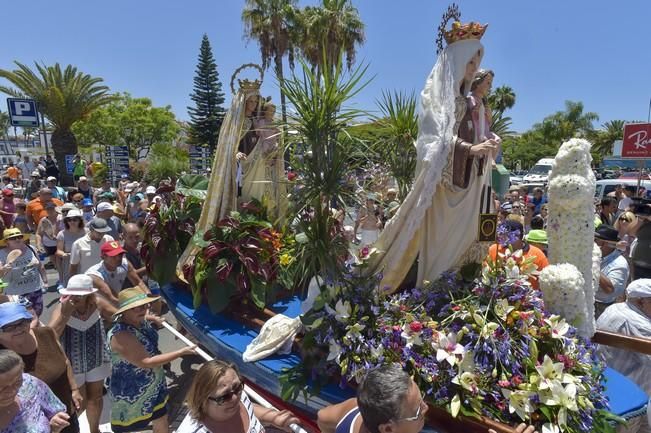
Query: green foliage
[[144, 142, 189, 184], [375, 90, 418, 199], [588, 120, 625, 164], [502, 101, 598, 169], [0, 61, 113, 181], [175, 174, 210, 200], [72, 92, 180, 159], [0, 110, 10, 139], [282, 52, 370, 282], [187, 34, 225, 148], [295, 0, 365, 73]]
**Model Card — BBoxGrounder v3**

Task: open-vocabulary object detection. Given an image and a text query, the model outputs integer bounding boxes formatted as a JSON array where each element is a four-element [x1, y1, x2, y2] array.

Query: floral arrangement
[[141, 190, 199, 286], [282, 253, 618, 433], [546, 138, 597, 338], [539, 264, 590, 337], [183, 200, 282, 312]]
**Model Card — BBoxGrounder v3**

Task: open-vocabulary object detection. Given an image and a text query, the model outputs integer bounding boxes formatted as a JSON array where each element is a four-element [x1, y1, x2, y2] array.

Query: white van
[[523, 158, 554, 184], [594, 179, 651, 200]]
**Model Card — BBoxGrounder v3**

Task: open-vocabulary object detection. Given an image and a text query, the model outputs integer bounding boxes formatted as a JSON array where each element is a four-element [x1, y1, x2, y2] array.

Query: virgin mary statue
[[178, 65, 285, 275], [367, 19, 498, 292]]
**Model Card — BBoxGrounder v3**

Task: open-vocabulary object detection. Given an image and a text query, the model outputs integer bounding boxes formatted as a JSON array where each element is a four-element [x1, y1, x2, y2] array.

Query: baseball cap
[[0, 302, 32, 328], [96, 202, 113, 213], [82, 198, 93, 207], [78, 176, 88, 182], [88, 218, 112, 233], [101, 240, 126, 257], [46, 176, 57, 182], [145, 186, 156, 194], [31, 170, 40, 177], [2, 189, 13, 197]]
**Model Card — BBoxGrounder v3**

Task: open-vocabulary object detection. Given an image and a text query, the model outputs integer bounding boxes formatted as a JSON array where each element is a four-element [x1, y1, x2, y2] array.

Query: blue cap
[[0, 302, 32, 328], [82, 198, 93, 206]]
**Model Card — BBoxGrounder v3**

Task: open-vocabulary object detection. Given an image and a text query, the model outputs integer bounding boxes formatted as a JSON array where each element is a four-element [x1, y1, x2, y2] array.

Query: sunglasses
[[0, 319, 31, 333], [65, 217, 82, 223], [208, 382, 244, 405], [395, 398, 425, 423], [619, 217, 631, 222]]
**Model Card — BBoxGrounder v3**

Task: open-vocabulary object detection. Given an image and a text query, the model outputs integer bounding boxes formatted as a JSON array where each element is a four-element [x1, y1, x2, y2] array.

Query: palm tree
[[0, 110, 9, 141], [590, 119, 625, 162], [296, 0, 365, 74], [242, 0, 300, 127], [487, 85, 516, 116], [0, 62, 113, 183]]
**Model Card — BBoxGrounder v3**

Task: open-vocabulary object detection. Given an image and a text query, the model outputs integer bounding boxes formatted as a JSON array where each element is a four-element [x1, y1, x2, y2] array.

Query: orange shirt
[[26, 198, 64, 226], [487, 243, 549, 289], [6, 167, 19, 180]]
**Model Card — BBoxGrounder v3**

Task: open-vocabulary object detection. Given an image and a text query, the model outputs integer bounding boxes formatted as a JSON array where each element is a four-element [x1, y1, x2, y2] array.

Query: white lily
[[545, 316, 570, 339], [535, 355, 565, 390], [344, 323, 366, 340], [325, 299, 352, 323], [435, 332, 465, 366], [539, 381, 578, 427], [494, 298, 515, 321], [452, 371, 478, 393], [501, 389, 536, 421], [542, 423, 560, 433], [327, 340, 342, 362]]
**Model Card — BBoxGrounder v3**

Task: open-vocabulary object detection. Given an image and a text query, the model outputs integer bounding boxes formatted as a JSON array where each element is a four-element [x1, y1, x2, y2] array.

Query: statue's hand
[[469, 140, 498, 157], [236, 152, 248, 161]]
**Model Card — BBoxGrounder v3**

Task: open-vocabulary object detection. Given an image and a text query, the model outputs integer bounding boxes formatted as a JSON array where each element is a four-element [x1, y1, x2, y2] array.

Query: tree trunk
[[274, 54, 290, 169], [51, 127, 78, 186]]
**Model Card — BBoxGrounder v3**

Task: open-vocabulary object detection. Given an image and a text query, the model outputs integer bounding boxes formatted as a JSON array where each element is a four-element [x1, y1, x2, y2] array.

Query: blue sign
[[65, 155, 75, 175], [6, 98, 39, 127]]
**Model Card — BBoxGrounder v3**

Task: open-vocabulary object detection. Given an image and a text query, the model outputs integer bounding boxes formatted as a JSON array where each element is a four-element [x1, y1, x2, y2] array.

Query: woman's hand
[[49, 411, 71, 432], [146, 314, 166, 328], [60, 295, 76, 317], [71, 388, 83, 412], [269, 409, 301, 432], [178, 345, 198, 357]]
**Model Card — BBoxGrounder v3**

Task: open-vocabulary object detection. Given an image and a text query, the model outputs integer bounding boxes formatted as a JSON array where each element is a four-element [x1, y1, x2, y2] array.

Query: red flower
[[287, 171, 297, 181], [451, 305, 461, 311], [409, 321, 423, 333], [511, 375, 523, 386], [498, 380, 510, 388], [392, 325, 401, 332], [359, 246, 370, 258]]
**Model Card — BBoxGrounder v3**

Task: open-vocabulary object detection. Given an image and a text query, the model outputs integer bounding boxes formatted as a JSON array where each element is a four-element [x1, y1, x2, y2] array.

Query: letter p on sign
[[14, 101, 31, 115]]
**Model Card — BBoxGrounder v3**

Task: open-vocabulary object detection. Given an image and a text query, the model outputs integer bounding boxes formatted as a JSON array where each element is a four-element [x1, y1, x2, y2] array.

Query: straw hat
[[58, 274, 98, 296], [0, 228, 29, 247], [113, 287, 160, 317]]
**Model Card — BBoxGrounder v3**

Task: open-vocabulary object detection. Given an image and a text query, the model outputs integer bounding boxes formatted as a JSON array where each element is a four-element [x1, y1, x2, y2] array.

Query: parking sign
[[6, 98, 40, 127]]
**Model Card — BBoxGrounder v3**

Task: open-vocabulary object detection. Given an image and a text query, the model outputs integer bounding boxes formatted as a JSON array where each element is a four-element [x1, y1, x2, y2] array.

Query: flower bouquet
[[183, 200, 282, 312], [282, 253, 619, 433]]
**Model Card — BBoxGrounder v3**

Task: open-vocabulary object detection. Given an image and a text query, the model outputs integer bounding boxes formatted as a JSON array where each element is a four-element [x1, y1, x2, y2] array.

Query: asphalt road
[[39, 265, 204, 433]]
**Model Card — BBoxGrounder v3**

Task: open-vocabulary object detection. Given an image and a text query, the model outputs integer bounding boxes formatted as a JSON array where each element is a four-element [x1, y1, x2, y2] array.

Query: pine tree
[[187, 34, 225, 148]]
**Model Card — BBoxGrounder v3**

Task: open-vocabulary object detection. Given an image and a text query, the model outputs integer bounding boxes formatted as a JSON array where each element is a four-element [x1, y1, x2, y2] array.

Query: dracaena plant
[[183, 200, 282, 313]]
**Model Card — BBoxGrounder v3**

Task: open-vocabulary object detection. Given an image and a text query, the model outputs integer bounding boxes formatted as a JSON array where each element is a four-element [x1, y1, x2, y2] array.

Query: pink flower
[[498, 380, 510, 388], [409, 321, 423, 333]]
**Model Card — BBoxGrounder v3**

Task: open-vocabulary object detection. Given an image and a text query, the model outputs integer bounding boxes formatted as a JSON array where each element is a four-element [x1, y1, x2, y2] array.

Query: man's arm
[[317, 398, 358, 433], [126, 262, 148, 292], [88, 274, 120, 304]]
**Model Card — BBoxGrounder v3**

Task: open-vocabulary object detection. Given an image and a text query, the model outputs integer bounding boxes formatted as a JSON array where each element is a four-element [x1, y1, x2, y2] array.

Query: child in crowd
[[82, 198, 94, 223], [14, 202, 28, 234]]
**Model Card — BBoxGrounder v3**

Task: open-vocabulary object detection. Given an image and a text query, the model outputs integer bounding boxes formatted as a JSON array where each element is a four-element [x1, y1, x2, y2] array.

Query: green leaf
[[450, 394, 461, 418], [176, 175, 209, 200], [205, 274, 237, 313], [250, 279, 267, 310]]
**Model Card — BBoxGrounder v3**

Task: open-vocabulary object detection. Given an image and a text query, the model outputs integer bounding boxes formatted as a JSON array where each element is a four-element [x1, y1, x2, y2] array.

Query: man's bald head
[[123, 223, 142, 248]]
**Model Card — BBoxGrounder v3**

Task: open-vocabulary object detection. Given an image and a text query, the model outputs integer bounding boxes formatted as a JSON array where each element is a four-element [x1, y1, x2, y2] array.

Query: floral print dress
[[1, 373, 66, 433], [108, 321, 168, 433]]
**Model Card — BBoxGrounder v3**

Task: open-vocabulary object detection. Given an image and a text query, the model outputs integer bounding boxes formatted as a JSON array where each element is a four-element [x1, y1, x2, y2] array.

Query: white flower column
[[546, 138, 597, 338]]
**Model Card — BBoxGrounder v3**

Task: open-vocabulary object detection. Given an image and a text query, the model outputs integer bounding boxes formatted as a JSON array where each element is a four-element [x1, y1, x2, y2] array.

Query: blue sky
[[1, 0, 649, 132]]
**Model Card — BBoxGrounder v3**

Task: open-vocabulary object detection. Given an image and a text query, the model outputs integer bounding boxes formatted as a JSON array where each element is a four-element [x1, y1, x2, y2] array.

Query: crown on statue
[[444, 21, 487, 45], [238, 78, 262, 92]]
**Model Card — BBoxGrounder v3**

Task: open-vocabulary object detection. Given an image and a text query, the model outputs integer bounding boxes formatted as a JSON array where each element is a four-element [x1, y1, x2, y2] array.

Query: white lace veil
[[388, 40, 484, 262]]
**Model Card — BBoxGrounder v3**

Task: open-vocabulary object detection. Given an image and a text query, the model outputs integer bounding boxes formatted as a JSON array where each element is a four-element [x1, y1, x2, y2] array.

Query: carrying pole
[[161, 321, 309, 433]]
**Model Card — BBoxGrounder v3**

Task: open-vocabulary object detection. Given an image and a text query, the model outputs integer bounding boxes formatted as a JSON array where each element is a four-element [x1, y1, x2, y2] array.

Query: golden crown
[[435, 4, 487, 53], [444, 21, 488, 45], [238, 79, 262, 92]]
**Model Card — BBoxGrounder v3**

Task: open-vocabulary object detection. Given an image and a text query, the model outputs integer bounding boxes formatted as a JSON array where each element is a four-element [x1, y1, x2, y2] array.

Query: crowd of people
[[0, 162, 202, 433]]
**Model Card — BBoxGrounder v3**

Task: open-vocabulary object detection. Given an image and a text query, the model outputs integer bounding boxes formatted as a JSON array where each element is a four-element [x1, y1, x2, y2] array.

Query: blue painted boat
[[161, 283, 649, 432]]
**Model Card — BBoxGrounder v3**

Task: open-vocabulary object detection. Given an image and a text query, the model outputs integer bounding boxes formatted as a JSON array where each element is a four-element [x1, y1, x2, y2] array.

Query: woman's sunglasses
[[619, 217, 631, 223], [208, 382, 244, 405]]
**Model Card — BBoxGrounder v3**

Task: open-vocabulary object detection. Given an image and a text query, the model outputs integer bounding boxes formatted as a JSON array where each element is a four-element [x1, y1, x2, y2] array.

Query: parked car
[[594, 179, 651, 200]]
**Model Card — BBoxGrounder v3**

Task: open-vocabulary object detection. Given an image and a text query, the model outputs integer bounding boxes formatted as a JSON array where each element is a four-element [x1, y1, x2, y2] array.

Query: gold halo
[[230, 63, 264, 94]]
